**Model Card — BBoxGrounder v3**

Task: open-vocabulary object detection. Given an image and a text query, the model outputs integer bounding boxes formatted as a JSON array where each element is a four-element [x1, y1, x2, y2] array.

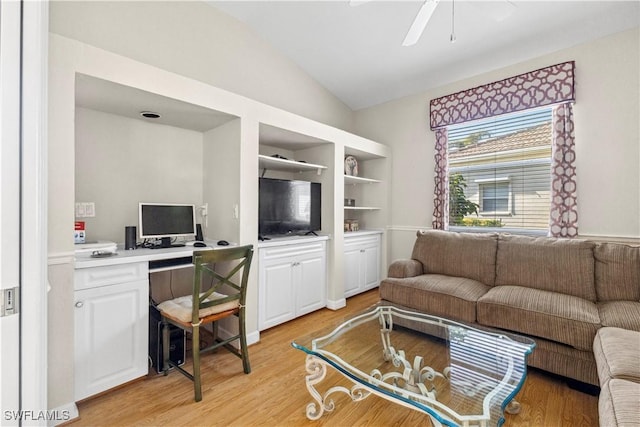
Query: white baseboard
[[47, 402, 79, 426], [247, 330, 260, 346], [216, 323, 260, 347], [326, 298, 346, 311]]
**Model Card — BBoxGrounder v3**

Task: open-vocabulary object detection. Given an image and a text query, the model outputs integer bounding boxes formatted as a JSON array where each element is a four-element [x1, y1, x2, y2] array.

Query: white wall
[[203, 118, 241, 243], [75, 108, 204, 243], [354, 28, 640, 261], [49, 0, 354, 132]]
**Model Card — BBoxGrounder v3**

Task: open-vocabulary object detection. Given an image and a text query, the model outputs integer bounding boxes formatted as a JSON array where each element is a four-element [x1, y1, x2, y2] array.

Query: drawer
[[260, 241, 326, 262], [344, 234, 380, 248], [75, 262, 148, 291]]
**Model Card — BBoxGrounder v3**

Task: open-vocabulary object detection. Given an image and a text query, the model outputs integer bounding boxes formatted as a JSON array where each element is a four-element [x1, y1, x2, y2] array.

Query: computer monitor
[[139, 203, 196, 247]]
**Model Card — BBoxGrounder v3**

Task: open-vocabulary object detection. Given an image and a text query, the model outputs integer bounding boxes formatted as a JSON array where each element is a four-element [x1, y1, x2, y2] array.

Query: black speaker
[[148, 304, 185, 374], [125, 226, 136, 250], [195, 223, 204, 242]]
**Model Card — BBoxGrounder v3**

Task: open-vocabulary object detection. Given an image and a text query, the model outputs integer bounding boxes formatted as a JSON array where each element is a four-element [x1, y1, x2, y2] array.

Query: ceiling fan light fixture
[[402, 0, 440, 46]]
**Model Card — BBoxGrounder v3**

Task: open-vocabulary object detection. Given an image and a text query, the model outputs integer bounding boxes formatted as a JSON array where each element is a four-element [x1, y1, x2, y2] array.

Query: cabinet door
[[296, 250, 326, 316], [343, 243, 363, 298], [74, 280, 148, 401], [361, 241, 381, 291], [258, 257, 296, 330], [344, 234, 381, 297]]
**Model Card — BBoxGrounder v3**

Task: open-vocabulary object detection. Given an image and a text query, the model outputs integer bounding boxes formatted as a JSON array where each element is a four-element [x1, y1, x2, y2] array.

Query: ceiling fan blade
[[402, 0, 440, 46]]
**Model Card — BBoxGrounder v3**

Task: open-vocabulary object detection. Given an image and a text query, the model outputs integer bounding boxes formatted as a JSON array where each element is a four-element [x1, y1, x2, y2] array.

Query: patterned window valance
[[430, 61, 575, 130]]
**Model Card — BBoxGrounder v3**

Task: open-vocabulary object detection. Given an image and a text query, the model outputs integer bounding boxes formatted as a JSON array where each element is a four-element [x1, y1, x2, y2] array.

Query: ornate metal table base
[[302, 353, 521, 426], [303, 355, 372, 420]]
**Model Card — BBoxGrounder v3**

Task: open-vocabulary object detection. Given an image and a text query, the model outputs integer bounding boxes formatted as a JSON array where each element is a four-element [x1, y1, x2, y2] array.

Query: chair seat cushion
[[157, 292, 239, 323], [477, 286, 600, 351], [379, 274, 490, 323]]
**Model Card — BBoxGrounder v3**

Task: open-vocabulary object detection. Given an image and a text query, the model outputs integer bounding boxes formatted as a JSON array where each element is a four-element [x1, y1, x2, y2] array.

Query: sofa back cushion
[[594, 243, 640, 301], [496, 234, 597, 301], [411, 230, 498, 285]]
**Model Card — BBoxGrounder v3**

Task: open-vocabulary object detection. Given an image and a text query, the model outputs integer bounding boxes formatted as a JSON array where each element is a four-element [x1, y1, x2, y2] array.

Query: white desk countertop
[[74, 240, 230, 269]]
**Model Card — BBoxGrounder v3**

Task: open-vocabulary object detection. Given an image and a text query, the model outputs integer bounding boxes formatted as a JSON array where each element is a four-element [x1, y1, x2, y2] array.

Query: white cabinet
[[74, 262, 148, 401], [258, 239, 327, 330], [344, 233, 381, 298]]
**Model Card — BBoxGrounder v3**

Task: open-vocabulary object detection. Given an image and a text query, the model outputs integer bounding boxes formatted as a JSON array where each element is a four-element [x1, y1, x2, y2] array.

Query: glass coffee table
[[292, 304, 535, 427]]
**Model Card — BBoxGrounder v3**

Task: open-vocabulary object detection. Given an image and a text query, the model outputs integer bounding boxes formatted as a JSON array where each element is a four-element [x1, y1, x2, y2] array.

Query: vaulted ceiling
[[209, 1, 640, 110]]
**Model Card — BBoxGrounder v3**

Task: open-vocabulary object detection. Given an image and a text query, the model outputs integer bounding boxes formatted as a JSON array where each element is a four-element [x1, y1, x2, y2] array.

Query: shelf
[[259, 154, 327, 175], [344, 175, 381, 185], [344, 206, 381, 211]]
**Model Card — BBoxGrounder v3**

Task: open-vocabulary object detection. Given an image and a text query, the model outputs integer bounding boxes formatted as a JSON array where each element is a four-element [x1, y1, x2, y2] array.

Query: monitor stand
[[151, 237, 185, 249]]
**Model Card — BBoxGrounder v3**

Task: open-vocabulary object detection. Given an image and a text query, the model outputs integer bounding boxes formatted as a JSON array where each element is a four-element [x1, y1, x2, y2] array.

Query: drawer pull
[[75, 301, 84, 308]]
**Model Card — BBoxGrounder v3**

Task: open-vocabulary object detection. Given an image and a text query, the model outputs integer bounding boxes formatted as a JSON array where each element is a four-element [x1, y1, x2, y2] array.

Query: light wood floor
[[70, 290, 598, 426]]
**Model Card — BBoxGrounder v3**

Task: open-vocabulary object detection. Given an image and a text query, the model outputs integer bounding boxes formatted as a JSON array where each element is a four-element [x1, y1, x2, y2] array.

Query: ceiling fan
[[351, 0, 516, 47]]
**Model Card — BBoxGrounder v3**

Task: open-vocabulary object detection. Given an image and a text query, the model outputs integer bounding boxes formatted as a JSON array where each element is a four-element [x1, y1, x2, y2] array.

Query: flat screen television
[[259, 178, 321, 237], [139, 203, 196, 247]]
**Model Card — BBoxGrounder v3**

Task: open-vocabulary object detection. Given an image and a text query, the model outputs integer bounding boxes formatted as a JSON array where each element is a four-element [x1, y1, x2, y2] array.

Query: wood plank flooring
[[70, 290, 599, 426]]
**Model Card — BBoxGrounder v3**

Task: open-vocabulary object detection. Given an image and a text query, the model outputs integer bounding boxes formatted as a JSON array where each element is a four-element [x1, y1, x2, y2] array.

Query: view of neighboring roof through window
[[447, 107, 553, 234]]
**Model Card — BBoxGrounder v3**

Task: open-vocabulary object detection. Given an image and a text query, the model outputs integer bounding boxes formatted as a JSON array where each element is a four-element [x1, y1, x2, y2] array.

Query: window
[[477, 179, 510, 214], [447, 107, 552, 233]]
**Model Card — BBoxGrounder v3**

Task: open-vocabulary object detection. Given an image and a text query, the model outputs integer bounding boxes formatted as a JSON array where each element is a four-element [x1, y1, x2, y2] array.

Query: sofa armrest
[[388, 259, 423, 278]]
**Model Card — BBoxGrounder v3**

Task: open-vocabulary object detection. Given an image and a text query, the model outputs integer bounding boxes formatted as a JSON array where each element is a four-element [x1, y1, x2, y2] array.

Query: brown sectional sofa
[[380, 230, 640, 390]]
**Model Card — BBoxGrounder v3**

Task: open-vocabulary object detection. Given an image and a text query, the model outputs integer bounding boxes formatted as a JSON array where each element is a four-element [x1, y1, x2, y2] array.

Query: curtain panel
[[432, 128, 449, 230], [549, 103, 579, 237], [429, 61, 575, 130]]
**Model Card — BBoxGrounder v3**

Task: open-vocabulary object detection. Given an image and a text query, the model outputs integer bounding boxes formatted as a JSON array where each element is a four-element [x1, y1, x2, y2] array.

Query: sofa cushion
[[598, 379, 640, 427], [411, 230, 498, 286], [593, 327, 640, 385], [595, 242, 640, 301], [495, 234, 597, 301], [477, 286, 600, 351], [379, 274, 490, 323], [598, 301, 640, 331]]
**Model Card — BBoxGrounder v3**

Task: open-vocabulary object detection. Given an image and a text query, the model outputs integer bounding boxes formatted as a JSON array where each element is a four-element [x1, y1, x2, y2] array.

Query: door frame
[[21, 0, 49, 418], [0, 0, 50, 422]]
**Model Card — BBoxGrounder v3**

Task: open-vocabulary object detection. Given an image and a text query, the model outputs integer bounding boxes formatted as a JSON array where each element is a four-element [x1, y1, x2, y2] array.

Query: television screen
[[139, 203, 196, 240], [259, 178, 321, 236]]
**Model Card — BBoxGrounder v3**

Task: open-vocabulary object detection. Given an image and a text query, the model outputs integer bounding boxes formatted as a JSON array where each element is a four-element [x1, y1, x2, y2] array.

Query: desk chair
[[157, 245, 253, 402]]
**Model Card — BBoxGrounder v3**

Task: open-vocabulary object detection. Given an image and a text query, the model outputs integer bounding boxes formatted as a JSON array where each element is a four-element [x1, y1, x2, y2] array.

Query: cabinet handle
[[75, 301, 84, 308]]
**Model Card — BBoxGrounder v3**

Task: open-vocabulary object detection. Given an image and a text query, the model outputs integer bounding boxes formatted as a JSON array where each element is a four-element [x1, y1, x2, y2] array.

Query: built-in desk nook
[[73, 241, 229, 401]]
